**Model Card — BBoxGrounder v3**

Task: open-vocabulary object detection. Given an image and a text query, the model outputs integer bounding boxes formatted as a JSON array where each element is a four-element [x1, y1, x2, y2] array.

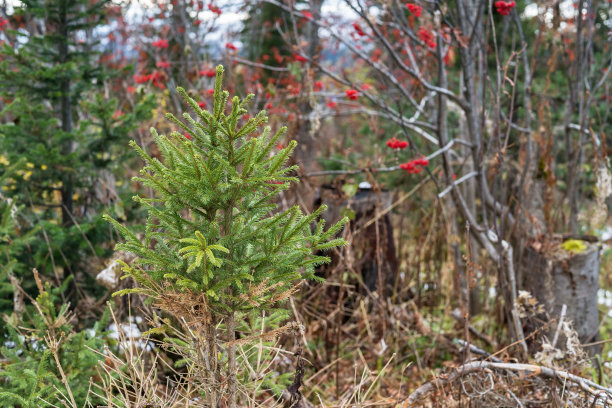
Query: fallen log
[[400, 361, 612, 407]]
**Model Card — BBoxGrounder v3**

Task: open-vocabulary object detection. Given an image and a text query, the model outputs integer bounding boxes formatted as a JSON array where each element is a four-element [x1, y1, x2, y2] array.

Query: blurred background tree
[[0, 0, 154, 303]]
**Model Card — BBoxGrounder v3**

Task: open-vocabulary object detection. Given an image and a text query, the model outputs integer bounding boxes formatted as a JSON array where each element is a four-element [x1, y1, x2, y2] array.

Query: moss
[[561, 239, 588, 254]]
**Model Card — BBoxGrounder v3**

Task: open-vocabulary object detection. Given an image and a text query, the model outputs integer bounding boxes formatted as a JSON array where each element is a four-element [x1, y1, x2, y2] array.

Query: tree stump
[[311, 183, 399, 351], [522, 237, 601, 354], [316, 184, 398, 298]]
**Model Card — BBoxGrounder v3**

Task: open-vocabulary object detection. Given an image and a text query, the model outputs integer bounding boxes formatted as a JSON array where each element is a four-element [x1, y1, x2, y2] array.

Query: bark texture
[[522, 238, 600, 353]]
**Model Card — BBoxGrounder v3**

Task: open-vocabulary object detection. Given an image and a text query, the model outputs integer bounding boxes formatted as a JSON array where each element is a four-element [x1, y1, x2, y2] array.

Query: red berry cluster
[[386, 137, 409, 150], [152, 39, 169, 48], [199, 69, 216, 77], [400, 157, 429, 174], [352, 22, 367, 37], [208, 4, 222, 15], [133, 71, 166, 89], [418, 27, 436, 49], [406, 3, 422, 17], [345, 89, 359, 100], [494, 1, 515, 16]]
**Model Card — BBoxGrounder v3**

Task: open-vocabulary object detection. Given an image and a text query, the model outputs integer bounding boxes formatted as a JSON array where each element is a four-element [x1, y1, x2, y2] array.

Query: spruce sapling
[[105, 65, 347, 406]]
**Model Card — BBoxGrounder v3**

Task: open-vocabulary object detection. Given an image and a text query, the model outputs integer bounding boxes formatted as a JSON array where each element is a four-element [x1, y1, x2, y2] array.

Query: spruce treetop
[[105, 65, 347, 315]]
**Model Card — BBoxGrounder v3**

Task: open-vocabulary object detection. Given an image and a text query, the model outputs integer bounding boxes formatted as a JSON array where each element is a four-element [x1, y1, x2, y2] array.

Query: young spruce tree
[[105, 65, 347, 406], [0, 0, 155, 290]]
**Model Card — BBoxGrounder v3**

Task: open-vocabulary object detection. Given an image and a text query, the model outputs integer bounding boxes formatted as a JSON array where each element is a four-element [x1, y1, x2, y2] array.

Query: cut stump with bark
[[316, 184, 398, 298], [521, 236, 601, 354]]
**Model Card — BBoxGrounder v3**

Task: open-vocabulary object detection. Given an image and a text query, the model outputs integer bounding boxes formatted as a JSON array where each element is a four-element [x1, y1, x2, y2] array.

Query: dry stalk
[[45, 333, 77, 408], [87, 304, 179, 408]]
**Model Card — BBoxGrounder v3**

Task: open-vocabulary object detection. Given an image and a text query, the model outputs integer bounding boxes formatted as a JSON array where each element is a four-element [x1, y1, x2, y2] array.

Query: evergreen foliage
[[106, 65, 347, 313], [0, 0, 155, 291], [0, 165, 38, 316], [0, 0, 112, 227], [0, 166, 107, 408], [0, 273, 108, 408], [105, 65, 347, 404]]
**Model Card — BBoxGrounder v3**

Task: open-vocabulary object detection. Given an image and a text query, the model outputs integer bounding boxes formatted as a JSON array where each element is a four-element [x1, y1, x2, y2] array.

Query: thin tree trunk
[[294, 0, 322, 171], [205, 319, 219, 407], [59, 0, 73, 227], [436, 24, 466, 311], [227, 312, 237, 408], [565, 0, 592, 234]]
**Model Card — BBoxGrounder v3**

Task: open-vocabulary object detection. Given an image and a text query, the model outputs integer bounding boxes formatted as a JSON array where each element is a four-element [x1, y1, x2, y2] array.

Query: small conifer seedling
[[104, 65, 347, 406]]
